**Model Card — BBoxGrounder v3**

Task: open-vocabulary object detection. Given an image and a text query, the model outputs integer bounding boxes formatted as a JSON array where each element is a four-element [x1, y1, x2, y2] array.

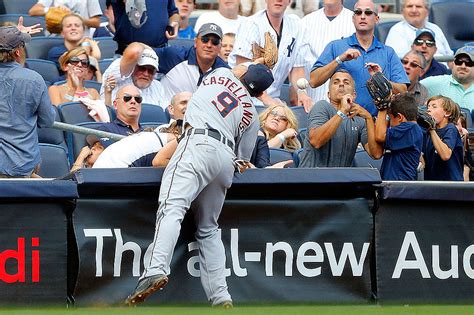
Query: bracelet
[[81, 41, 91, 47], [336, 110, 347, 120], [277, 133, 286, 142], [335, 56, 343, 65], [64, 93, 74, 101]]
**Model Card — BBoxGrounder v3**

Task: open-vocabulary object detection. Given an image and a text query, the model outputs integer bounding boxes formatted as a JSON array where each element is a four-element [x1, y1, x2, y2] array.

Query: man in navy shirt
[[375, 93, 423, 180], [411, 28, 449, 80]]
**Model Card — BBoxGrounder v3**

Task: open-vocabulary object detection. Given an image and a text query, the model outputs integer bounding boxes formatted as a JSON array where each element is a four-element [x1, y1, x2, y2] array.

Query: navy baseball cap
[[414, 28, 435, 42], [0, 26, 31, 51], [240, 63, 274, 97], [197, 23, 223, 39]]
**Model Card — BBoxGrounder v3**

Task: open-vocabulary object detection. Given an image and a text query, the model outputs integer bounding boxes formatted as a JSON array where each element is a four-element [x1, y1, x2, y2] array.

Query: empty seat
[[0, 14, 45, 36], [269, 148, 294, 165], [279, 83, 291, 105], [98, 58, 114, 73], [168, 38, 195, 50], [38, 143, 70, 178], [291, 106, 308, 129], [3, 0, 37, 14], [430, 2, 474, 50], [375, 20, 398, 44], [25, 36, 64, 59], [95, 37, 118, 58], [353, 147, 383, 171], [25, 58, 60, 83], [140, 103, 169, 124], [37, 106, 67, 149]]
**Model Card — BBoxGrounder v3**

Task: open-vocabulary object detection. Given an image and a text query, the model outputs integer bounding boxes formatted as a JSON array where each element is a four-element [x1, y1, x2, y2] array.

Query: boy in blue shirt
[[375, 93, 423, 180]]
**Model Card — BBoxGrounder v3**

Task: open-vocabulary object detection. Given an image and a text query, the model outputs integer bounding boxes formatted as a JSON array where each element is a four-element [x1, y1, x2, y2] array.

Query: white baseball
[[296, 78, 309, 90]]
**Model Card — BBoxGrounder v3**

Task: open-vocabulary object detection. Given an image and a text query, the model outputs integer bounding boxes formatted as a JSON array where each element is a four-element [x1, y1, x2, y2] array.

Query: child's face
[[219, 35, 234, 62], [427, 99, 449, 126], [388, 113, 401, 127]]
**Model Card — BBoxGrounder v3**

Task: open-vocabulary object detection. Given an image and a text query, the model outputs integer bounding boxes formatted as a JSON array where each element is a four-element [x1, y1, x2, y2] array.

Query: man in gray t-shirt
[[299, 70, 379, 168]]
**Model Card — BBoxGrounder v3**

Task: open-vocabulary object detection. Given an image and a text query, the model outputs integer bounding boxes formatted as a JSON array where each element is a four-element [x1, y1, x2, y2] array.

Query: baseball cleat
[[213, 301, 233, 309], [124, 274, 168, 306]]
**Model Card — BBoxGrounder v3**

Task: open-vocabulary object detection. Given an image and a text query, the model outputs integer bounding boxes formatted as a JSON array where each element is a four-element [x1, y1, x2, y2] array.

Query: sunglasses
[[200, 35, 221, 46], [269, 110, 288, 122], [353, 9, 377, 16], [68, 57, 90, 68], [121, 94, 143, 103], [136, 65, 156, 74], [414, 39, 435, 47], [454, 58, 474, 67], [401, 59, 423, 69]]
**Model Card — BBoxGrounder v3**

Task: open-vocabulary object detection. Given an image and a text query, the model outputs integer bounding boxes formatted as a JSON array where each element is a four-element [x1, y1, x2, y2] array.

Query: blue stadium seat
[[95, 37, 118, 58], [3, 0, 37, 14], [54, 79, 102, 93], [375, 20, 398, 44], [353, 147, 383, 171], [460, 107, 473, 128], [98, 58, 114, 73], [280, 83, 291, 105], [38, 143, 70, 178], [269, 148, 293, 165], [25, 36, 64, 59], [25, 58, 60, 83], [291, 106, 308, 129], [292, 148, 304, 167], [71, 122, 105, 160], [37, 106, 67, 149], [0, 14, 45, 36], [189, 16, 198, 28], [140, 103, 169, 124], [429, 2, 474, 50], [58, 102, 97, 125], [168, 38, 195, 50]]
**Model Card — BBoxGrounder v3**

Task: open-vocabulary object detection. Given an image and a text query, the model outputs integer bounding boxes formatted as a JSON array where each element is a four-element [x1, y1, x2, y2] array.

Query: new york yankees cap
[[0, 26, 31, 51], [240, 63, 274, 97], [197, 23, 223, 39]]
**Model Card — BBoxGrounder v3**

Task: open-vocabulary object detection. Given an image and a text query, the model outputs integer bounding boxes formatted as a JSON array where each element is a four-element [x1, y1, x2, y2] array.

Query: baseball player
[[228, 0, 313, 112], [125, 63, 274, 307]]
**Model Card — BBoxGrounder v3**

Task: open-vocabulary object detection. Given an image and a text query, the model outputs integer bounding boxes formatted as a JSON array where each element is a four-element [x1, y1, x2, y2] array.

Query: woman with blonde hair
[[259, 102, 301, 152], [48, 47, 100, 106]]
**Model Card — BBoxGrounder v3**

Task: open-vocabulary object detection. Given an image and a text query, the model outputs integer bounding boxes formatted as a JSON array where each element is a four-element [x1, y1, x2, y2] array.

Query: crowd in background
[[0, 0, 473, 181]]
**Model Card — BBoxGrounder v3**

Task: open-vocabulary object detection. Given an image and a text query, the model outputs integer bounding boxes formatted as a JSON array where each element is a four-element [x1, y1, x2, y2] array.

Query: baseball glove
[[45, 7, 69, 34], [417, 108, 436, 130], [251, 32, 278, 69], [366, 72, 392, 111]]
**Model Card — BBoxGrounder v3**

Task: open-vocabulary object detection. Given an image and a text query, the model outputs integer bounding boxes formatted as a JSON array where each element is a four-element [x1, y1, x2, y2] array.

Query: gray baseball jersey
[[141, 67, 259, 305]]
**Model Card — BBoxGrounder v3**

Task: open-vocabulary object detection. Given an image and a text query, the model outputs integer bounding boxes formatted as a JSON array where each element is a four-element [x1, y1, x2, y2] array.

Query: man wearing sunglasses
[[402, 50, 429, 106], [96, 84, 144, 147], [100, 42, 166, 108], [310, 0, 409, 116], [420, 46, 474, 111], [411, 28, 449, 80], [385, 0, 452, 59]]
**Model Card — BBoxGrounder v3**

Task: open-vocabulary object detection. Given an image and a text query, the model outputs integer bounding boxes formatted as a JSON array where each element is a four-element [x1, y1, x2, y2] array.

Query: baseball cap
[[414, 28, 436, 42], [240, 63, 274, 97], [454, 45, 474, 61], [86, 135, 101, 147], [137, 48, 159, 70], [197, 23, 223, 39], [0, 26, 31, 51]]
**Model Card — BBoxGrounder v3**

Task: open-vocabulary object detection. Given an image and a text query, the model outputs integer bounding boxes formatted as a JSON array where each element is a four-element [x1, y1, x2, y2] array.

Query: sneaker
[[124, 275, 168, 306], [213, 301, 233, 309]]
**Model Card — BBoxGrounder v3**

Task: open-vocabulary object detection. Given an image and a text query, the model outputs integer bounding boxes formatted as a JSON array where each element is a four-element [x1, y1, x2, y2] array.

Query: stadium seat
[[189, 16, 198, 28], [25, 58, 60, 83], [98, 58, 114, 73], [70, 122, 105, 160], [25, 36, 64, 59], [292, 148, 304, 167], [95, 37, 118, 58], [54, 79, 102, 93], [353, 147, 383, 171], [375, 20, 398, 44], [0, 14, 45, 36], [429, 2, 474, 50], [58, 102, 97, 125], [291, 106, 308, 129], [3, 0, 37, 14], [460, 107, 473, 128], [280, 83, 291, 105], [140, 103, 169, 124], [38, 143, 70, 178], [168, 38, 195, 50], [297, 127, 307, 146], [269, 148, 293, 165], [255, 105, 266, 114], [37, 106, 67, 149]]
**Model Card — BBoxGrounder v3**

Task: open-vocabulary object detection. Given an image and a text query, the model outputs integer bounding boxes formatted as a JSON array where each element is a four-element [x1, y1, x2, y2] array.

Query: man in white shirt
[[385, 0, 452, 58], [301, 0, 355, 103], [100, 42, 166, 109], [194, 0, 245, 35]]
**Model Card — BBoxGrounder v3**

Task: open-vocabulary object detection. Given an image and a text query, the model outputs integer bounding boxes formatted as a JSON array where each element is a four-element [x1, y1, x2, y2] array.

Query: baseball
[[296, 78, 309, 90]]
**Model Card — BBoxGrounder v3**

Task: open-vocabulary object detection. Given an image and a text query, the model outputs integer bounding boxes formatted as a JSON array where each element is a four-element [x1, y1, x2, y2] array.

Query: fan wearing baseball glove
[[374, 93, 423, 180], [366, 71, 393, 111], [416, 107, 436, 130]]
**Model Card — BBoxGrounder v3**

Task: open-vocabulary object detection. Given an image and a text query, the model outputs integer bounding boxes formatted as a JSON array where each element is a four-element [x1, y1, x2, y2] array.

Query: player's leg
[[192, 148, 234, 306]]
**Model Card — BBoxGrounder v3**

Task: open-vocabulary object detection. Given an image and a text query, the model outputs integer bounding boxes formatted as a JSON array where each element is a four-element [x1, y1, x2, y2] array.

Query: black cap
[[240, 64, 274, 97], [0, 26, 31, 51]]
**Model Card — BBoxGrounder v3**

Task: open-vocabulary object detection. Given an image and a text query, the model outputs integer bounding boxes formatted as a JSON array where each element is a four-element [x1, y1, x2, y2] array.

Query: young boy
[[375, 93, 424, 180], [219, 33, 235, 63], [422, 95, 464, 181]]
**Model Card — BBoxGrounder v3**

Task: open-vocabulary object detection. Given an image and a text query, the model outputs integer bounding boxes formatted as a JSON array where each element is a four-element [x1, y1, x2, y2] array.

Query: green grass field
[[1, 305, 474, 315]]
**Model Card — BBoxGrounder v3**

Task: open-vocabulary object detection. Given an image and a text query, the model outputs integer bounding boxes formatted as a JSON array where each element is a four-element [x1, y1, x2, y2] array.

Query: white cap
[[137, 48, 159, 70]]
